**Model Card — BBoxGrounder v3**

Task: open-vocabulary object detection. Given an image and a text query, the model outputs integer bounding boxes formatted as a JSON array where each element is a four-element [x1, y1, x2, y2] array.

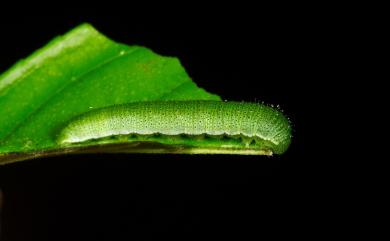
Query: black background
[[0, 8, 333, 240]]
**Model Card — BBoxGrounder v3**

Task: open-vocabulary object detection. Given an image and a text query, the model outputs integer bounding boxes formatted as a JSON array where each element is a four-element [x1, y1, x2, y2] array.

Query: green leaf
[[0, 23, 220, 164], [0, 23, 292, 164]]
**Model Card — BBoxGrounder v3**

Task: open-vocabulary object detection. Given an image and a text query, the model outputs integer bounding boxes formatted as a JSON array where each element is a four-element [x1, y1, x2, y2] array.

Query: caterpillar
[[57, 101, 292, 155]]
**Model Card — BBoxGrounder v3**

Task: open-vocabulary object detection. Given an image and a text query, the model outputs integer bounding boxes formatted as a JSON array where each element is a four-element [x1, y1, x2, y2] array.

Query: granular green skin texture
[[58, 101, 292, 155]]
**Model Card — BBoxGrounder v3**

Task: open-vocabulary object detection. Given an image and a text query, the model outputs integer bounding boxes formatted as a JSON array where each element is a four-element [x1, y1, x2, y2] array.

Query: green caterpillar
[[57, 101, 292, 155]]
